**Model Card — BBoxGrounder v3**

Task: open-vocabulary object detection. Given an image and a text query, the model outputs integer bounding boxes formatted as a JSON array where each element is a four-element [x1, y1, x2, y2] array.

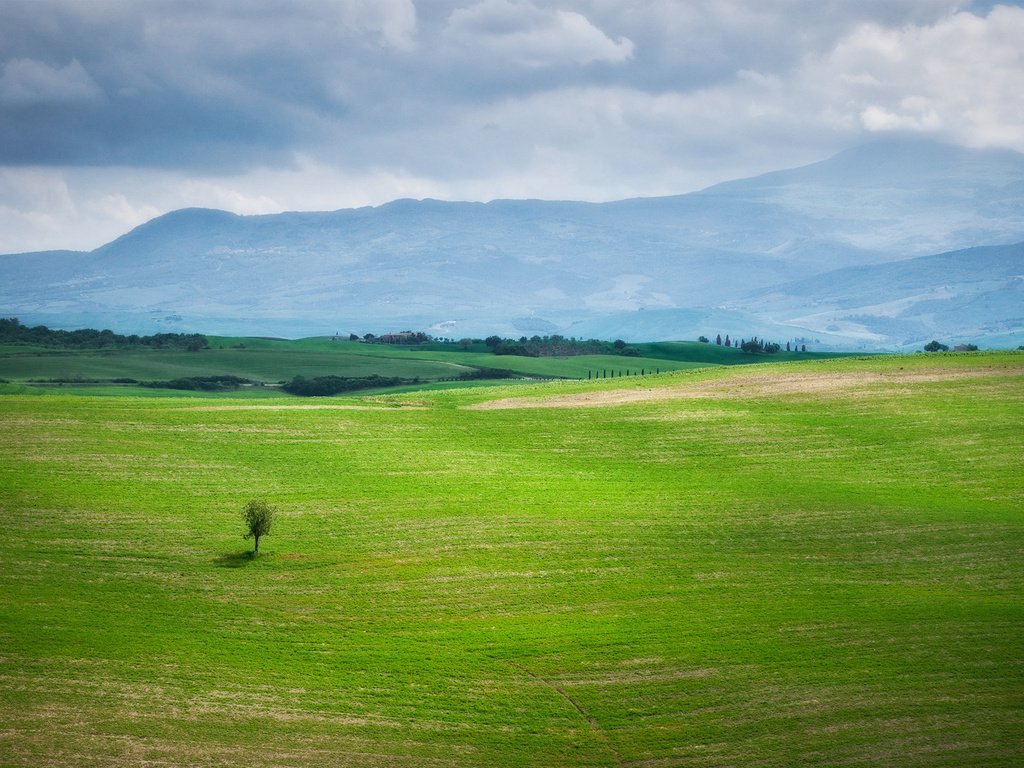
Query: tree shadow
[[214, 550, 257, 568]]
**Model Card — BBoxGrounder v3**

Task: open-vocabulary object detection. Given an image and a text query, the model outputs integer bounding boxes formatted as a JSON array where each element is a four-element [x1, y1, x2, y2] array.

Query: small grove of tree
[[141, 374, 251, 391], [450, 367, 519, 381], [923, 340, 949, 352], [282, 374, 414, 396], [383, 333, 646, 357], [739, 337, 782, 354], [475, 334, 640, 358], [242, 498, 274, 554], [282, 369, 520, 395]]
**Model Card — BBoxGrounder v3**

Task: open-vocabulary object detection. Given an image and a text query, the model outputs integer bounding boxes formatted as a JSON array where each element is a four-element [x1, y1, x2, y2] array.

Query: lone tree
[[242, 498, 274, 554]]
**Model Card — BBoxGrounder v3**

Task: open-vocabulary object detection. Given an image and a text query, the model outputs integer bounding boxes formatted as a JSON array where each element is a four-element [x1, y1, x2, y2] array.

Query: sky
[[1, 0, 1022, 253]]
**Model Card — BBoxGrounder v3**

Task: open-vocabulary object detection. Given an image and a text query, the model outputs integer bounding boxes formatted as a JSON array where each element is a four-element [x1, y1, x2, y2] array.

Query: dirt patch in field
[[467, 365, 1022, 410]]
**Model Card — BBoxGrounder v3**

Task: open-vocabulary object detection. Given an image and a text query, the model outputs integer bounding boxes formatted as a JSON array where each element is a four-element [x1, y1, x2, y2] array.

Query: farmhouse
[[378, 332, 417, 344]]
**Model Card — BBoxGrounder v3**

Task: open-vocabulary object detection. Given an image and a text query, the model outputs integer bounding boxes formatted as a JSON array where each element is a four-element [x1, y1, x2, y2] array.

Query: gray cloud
[[0, 0, 1022, 251], [0, 58, 103, 107], [443, 0, 634, 67], [0, 0, 422, 167]]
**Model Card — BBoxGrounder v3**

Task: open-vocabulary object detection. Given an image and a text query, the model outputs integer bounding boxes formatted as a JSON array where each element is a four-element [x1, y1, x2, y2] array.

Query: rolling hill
[[731, 242, 1024, 349], [2, 352, 1022, 765], [1, 138, 1022, 349]]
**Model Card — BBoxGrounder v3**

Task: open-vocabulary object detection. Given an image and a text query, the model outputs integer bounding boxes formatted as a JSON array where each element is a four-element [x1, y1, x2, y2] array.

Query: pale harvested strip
[[468, 364, 1024, 410], [182, 404, 425, 411]]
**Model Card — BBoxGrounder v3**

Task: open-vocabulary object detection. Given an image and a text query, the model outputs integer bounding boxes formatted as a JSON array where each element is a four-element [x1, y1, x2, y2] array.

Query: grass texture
[[1, 352, 1021, 766]]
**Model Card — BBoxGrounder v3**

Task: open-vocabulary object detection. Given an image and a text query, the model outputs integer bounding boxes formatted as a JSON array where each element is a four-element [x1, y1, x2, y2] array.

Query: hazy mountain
[[733, 242, 1024, 350], [2, 139, 1022, 348]]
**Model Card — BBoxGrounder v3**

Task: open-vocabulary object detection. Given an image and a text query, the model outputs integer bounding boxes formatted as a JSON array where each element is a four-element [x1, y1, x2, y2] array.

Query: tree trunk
[[254, 534, 260, 554]]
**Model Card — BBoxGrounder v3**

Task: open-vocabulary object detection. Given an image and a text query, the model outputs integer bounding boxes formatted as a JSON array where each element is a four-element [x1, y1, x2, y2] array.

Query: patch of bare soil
[[467, 365, 1022, 410]]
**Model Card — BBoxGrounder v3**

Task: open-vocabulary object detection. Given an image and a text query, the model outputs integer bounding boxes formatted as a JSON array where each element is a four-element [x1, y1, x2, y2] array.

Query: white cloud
[[0, 167, 166, 252], [185, 155, 448, 213], [395, 4, 1024, 197], [0, 161, 449, 253], [444, 0, 634, 67], [807, 6, 1024, 148], [860, 104, 942, 132], [336, 0, 418, 50]]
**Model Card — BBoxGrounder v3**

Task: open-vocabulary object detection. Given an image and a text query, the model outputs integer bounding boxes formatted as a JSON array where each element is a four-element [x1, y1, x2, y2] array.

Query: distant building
[[379, 332, 417, 344]]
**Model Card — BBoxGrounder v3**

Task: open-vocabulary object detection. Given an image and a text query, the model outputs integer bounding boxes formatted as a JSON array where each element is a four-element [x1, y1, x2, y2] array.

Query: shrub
[[281, 375, 411, 396], [142, 375, 250, 391]]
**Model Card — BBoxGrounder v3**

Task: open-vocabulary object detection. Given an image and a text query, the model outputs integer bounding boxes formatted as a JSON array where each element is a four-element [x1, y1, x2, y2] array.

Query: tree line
[[481, 335, 639, 358], [280, 368, 521, 396], [341, 330, 640, 358], [281, 374, 415, 396], [705, 333, 806, 353], [140, 375, 251, 391], [0, 318, 209, 351]]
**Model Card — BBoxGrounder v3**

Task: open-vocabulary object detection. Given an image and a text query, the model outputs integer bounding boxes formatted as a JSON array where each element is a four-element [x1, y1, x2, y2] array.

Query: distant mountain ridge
[[2, 138, 1022, 349]]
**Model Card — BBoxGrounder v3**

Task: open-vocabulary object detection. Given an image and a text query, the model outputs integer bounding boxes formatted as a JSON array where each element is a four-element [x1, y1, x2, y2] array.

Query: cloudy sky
[[1, 0, 1022, 253]]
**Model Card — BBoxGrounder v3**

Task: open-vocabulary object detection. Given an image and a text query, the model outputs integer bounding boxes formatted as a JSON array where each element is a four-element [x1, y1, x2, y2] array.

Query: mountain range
[[2, 138, 1022, 349]]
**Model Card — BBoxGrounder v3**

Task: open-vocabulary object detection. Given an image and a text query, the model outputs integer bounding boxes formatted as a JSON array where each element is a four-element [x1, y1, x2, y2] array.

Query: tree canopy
[[0, 317, 208, 350], [242, 499, 274, 554]]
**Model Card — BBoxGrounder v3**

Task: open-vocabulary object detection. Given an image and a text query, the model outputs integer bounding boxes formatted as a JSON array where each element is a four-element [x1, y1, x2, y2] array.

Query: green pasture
[[399, 350, 704, 378], [0, 345, 470, 385], [1, 352, 1022, 766], [0, 338, 716, 395]]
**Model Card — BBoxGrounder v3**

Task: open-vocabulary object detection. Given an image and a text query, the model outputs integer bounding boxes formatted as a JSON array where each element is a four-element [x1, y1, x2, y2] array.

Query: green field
[[0, 337, 844, 397], [1, 352, 1022, 766]]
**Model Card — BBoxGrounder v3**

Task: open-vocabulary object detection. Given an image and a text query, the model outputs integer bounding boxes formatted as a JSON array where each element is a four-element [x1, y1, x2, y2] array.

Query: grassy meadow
[[1, 351, 1022, 766], [0, 337, 842, 398]]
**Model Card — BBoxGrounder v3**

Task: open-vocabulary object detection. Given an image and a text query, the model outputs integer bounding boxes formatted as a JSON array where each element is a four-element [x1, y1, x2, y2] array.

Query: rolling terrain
[[2, 139, 1022, 349], [0, 335, 842, 397], [734, 242, 1024, 349], [1, 351, 1022, 766]]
